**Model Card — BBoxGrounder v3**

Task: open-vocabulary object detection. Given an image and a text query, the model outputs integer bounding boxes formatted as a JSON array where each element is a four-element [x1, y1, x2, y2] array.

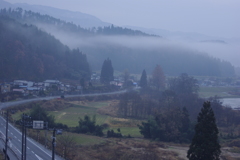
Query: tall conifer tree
[[140, 69, 147, 88], [100, 58, 114, 84], [187, 101, 221, 160]]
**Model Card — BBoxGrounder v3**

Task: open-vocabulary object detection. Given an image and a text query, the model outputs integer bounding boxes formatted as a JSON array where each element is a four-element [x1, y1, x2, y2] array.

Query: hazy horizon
[[2, 0, 240, 68], [4, 0, 240, 39]]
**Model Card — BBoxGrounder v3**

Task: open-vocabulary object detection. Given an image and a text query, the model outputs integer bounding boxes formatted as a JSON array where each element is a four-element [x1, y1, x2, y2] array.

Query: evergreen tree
[[140, 69, 147, 88], [76, 115, 103, 136], [187, 101, 221, 160], [100, 58, 114, 84], [29, 105, 55, 127]]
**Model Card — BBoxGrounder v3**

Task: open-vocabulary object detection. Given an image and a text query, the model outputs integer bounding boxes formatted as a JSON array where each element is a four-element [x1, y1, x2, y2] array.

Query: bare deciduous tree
[[57, 133, 77, 159]]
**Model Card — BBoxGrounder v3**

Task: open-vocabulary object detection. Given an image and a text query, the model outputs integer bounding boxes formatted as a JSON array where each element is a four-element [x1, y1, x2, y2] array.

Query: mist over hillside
[[125, 26, 240, 68], [0, 15, 91, 80], [0, 6, 236, 77], [1, 0, 239, 70]]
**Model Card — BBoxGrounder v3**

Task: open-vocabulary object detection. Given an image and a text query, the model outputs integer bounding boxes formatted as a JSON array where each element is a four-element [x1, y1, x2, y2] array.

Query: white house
[[14, 80, 34, 87], [44, 80, 61, 87]]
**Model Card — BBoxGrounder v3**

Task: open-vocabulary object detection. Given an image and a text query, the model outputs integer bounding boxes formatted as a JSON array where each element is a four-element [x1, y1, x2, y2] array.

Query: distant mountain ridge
[[0, 0, 230, 41], [0, 7, 157, 37], [124, 25, 226, 42], [0, 0, 111, 28], [0, 0, 236, 77]]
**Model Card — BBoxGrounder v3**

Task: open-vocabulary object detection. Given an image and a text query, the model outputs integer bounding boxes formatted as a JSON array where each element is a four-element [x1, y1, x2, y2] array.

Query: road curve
[[0, 89, 127, 110]]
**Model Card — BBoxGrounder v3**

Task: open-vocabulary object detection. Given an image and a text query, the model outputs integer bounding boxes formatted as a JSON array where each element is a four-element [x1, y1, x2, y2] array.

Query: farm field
[[49, 105, 109, 127], [104, 127, 142, 137], [58, 132, 105, 145], [199, 86, 240, 98], [48, 101, 142, 138], [9, 99, 143, 145], [27, 127, 106, 146], [7, 97, 240, 159]]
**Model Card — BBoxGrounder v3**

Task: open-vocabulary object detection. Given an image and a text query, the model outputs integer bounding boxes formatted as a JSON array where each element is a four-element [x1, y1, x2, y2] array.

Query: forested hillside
[[0, 15, 91, 80], [0, 8, 155, 37], [82, 43, 235, 77], [0, 8, 236, 77]]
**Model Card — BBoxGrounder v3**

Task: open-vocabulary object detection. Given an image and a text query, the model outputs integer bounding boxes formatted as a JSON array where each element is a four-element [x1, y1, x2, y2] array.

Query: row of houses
[[198, 77, 240, 87], [0, 80, 82, 95], [91, 72, 138, 88]]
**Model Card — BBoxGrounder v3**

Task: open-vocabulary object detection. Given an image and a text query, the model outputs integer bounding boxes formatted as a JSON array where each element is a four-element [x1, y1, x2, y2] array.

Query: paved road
[[0, 116, 64, 160], [0, 89, 127, 110], [0, 138, 18, 160], [0, 89, 128, 159]]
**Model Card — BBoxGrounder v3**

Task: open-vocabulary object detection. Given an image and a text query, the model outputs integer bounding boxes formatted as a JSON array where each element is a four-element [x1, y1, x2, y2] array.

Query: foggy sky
[[4, 0, 240, 38]]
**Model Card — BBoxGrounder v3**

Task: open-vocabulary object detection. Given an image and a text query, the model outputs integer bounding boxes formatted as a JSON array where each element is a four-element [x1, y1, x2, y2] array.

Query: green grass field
[[104, 127, 142, 137], [27, 128, 105, 146], [58, 132, 105, 145], [11, 100, 143, 144], [48, 101, 143, 138], [199, 86, 240, 98], [49, 103, 110, 127], [11, 111, 24, 120]]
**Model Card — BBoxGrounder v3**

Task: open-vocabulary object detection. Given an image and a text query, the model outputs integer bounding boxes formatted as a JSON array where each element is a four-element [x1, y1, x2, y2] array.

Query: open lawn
[[199, 86, 240, 98], [58, 132, 105, 145], [11, 109, 34, 121], [48, 101, 143, 137], [27, 128, 105, 146], [10, 100, 143, 138], [49, 102, 110, 127], [104, 127, 142, 137]]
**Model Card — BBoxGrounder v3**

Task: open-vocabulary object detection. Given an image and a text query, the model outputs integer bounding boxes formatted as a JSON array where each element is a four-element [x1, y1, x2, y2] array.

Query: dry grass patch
[[107, 117, 141, 127], [69, 100, 88, 106], [40, 99, 74, 111], [74, 139, 184, 160], [8, 99, 74, 112], [97, 100, 119, 116]]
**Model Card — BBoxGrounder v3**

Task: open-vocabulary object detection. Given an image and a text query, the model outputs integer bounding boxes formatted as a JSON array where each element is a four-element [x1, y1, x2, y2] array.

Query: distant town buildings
[[1, 74, 238, 100]]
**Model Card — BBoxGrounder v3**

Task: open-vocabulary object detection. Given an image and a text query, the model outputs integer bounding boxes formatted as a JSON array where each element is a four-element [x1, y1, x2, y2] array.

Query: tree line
[[117, 67, 240, 143], [0, 15, 91, 81], [83, 42, 235, 77], [0, 8, 154, 37]]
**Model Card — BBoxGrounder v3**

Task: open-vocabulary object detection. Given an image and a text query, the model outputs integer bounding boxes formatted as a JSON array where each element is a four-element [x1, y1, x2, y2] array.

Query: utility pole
[[24, 123, 27, 160], [45, 122, 48, 148], [52, 128, 56, 160], [5, 110, 8, 160], [21, 113, 25, 160], [21, 114, 31, 160]]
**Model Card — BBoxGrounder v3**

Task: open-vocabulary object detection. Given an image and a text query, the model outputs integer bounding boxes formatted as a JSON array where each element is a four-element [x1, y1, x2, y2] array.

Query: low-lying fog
[[39, 23, 240, 68]]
